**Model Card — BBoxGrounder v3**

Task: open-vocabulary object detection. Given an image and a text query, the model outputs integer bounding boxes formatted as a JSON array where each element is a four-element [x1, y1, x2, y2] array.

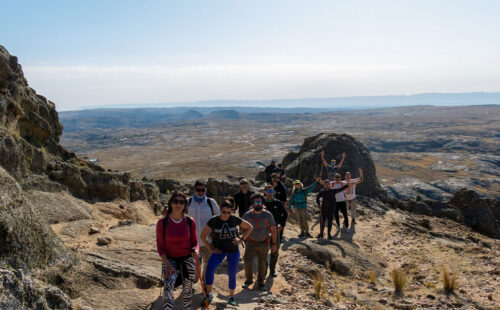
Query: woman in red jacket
[[156, 191, 199, 310]]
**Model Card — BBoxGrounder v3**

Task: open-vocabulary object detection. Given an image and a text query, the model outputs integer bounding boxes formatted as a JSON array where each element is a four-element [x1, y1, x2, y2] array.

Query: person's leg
[[335, 205, 341, 228], [297, 209, 305, 234], [181, 257, 196, 310], [319, 209, 326, 235], [243, 243, 256, 284], [350, 199, 357, 223], [162, 259, 180, 310], [340, 202, 349, 228], [226, 251, 240, 297], [256, 243, 269, 286], [205, 253, 225, 294], [200, 246, 212, 284], [326, 207, 334, 237], [269, 231, 280, 273], [304, 209, 310, 235]]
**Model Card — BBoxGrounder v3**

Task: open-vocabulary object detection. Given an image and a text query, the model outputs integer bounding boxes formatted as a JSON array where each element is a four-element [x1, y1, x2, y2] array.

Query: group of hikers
[[156, 151, 363, 309]]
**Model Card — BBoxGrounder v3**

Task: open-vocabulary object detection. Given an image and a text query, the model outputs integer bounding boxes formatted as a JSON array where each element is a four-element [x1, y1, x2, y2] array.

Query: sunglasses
[[172, 199, 186, 205], [221, 211, 231, 215], [253, 201, 263, 205], [266, 190, 274, 194], [272, 176, 279, 179], [195, 188, 206, 193]]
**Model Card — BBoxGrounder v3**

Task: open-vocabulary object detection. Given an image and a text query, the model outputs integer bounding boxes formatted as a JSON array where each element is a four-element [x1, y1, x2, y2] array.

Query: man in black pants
[[234, 179, 254, 217], [316, 179, 350, 239], [332, 173, 350, 232], [271, 173, 288, 241], [263, 184, 287, 277]]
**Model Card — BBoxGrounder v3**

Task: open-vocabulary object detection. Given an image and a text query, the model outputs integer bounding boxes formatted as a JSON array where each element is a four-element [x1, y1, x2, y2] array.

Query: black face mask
[[253, 206, 263, 211]]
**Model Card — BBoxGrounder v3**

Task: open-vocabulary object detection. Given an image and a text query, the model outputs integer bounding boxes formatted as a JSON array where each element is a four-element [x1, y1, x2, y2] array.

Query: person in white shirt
[[331, 173, 349, 232], [187, 180, 220, 283], [345, 168, 363, 225]]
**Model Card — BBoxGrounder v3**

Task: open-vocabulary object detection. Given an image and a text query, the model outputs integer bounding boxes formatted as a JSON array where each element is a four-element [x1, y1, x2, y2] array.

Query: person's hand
[[321, 150, 325, 156], [232, 238, 242, 245], [342, 152, 346, 157], [358, 167, 363, 175], [277, 224, 283, 231], [191, 249, 199, 260], [271, 244, 278, 253], [163, 261, 174, 279]]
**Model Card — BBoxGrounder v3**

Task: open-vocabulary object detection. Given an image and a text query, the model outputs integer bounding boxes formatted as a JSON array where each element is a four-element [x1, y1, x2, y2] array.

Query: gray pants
[[346, 199, 357, 221], [296, 208, 309, 234]]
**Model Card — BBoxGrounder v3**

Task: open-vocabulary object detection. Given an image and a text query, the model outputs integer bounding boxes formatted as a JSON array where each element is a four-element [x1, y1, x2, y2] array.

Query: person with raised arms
[[288, 175, 321, 238], [344, 168, 364, 225], [321, 150, 346, 182]]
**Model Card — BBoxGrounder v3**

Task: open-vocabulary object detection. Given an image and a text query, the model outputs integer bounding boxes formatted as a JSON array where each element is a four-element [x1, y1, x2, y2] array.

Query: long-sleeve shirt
[[316, 185, 350, 210], [289, 181, 317, 209], [156, 215, 199, 258], [234, 190, 254, 217], [264, 199, 287, 227]]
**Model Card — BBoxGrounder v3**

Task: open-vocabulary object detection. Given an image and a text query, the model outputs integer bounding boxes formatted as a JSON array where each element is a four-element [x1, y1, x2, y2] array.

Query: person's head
[[264, 184, 274, 199], [219, 199, 233, 221], [334, 173, 341, 183], [278, 163, 283, 169], [270, 160, 276, 166], [345, 171, 351, 181], [331, 159, 336, 166], [271, 173, 280, 183], [323, 180, 331, 190], [194, 180, 206, 198], [250, 193, 264, 213], [294, 179, 303, 190], [239, 178, 249, 192], [167, 191, 187, 215]]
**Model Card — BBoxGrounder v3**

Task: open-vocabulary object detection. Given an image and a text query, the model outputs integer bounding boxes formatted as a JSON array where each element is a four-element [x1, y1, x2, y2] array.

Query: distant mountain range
[[76, 92, 500, 110]]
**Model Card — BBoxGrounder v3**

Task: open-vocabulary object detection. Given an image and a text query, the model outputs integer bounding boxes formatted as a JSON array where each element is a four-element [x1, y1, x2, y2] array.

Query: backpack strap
[[207, 198, 215, 216]]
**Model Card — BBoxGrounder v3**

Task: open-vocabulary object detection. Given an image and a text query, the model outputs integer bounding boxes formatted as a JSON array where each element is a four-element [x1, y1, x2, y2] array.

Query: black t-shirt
[[207, 215, 243, 253]]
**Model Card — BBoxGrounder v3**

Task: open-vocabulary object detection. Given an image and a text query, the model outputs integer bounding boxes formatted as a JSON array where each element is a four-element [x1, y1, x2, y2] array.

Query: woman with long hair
[[200, 199, 253, 306], [289, 175, 321, 238], [156, 191, 199, 310]]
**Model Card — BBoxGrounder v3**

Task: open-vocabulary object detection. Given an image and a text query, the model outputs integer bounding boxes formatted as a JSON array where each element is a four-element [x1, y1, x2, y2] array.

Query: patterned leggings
[[162, 257, 196, 310]]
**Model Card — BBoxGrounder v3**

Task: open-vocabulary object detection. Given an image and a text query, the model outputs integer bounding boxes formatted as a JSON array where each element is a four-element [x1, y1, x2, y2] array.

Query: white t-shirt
[[344, 178, 360, 200], [331, 181, 347, 202], [187, 197, 220, 243]]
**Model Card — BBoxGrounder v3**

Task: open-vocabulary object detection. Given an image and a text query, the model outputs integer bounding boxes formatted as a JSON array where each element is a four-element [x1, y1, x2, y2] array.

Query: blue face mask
[[193, 194, 206, 203]]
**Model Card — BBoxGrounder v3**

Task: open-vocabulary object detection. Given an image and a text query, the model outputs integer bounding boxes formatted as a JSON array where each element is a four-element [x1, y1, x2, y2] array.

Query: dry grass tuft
[[442, 267, 458, 294], [368, 270, 377, 284], [312, 272, 325, 300], [391, 268, 407, 294]]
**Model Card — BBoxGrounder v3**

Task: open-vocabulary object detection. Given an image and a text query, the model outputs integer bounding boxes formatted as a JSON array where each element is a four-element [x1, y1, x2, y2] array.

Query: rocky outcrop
[[282, 133, 385, 197], [0, 167, 67, 270], [449, 189, 500, 239], [0, 267, 73, 310]]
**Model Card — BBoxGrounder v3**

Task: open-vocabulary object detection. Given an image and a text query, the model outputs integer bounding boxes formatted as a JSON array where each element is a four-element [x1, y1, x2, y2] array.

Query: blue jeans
[[205, 251, 240, 290]]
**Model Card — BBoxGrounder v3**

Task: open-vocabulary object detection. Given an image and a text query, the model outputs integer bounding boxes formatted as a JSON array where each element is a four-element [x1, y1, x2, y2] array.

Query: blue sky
[[2, 0, 500, 111]]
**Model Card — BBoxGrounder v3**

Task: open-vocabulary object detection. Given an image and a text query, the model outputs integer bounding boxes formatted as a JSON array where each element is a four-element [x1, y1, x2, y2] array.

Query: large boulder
[[0, 167, 66, 270], [449, 189, 500, 239], [282, 133, 385, 197]]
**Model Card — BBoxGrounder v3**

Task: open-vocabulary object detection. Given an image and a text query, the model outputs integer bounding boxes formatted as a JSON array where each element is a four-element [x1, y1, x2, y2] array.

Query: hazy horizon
[[2, 1, 500, 111]]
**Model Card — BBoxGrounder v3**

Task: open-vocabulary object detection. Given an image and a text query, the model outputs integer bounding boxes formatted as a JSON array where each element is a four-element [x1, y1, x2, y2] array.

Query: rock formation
[[282, 133, 385, 198]]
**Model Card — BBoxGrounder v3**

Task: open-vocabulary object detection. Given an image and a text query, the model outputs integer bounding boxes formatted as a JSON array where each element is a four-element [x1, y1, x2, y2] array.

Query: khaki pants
[[346, 199, 357, 221], [296, 208, 309, 234], [269, 231, 281, 272], [194, 246, 211, 283], [244, 241, 269, 285]]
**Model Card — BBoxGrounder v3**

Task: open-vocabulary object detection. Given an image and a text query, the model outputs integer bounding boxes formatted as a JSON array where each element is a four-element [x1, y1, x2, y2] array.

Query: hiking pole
[[195, 257, 210, 310]]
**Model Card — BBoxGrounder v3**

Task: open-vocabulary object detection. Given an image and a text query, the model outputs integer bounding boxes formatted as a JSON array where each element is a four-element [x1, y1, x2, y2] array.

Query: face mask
[[254, 206, 263, 211]]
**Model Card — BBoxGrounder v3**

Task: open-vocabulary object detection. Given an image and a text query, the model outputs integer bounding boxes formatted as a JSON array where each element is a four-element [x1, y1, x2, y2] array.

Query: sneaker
[[306, 232, 313, 238], [298, 232, 305, 238], [316, 233, 324, 239], [335, 225, 340, 233], [259, 284, 267, 291], [328, 234, 333, 240], [242, 281, 253, 289], [344, 226, 350, 232], [269, 269, 278, 277], [228, 297, 236, 306]]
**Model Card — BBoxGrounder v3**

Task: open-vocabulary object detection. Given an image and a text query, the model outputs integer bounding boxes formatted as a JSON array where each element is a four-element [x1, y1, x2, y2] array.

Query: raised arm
[[321, 150, 328, 167], [337, 152, 346, 169], [332, 183, 350, 194], [303, 180, 318, 195]]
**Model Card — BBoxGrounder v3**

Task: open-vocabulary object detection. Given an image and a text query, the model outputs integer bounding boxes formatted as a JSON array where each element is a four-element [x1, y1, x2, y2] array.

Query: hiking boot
[[298, 232, 305, 238], [259, 283, 267, 291], [269, 269, 278, 277], [316, 233, 324, 239], [242, 281, 253, 289], [228, 297, 236, 306], [306, 232, 313, 238], [344, 226, 350, 232], [328, 234, 333, 240]]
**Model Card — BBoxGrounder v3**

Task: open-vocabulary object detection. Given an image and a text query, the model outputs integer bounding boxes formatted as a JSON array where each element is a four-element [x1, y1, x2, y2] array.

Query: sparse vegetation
[[312, 272, 326, 300], [442, 267, 458, 294], [391, 268, 407, 294], [368, 270, 377, 284]]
